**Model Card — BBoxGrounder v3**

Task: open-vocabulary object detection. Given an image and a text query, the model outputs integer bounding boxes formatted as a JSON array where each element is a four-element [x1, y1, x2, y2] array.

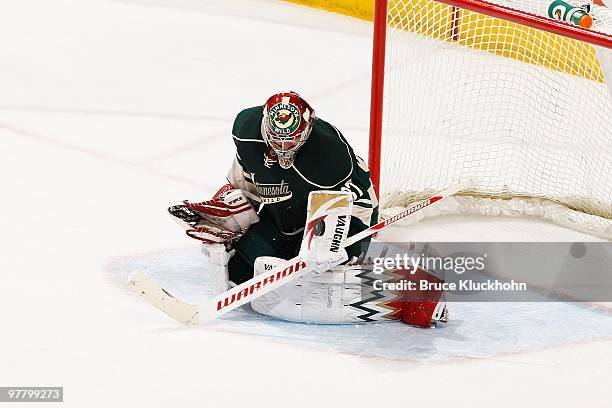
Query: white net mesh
[[379, 0, 612, 239]]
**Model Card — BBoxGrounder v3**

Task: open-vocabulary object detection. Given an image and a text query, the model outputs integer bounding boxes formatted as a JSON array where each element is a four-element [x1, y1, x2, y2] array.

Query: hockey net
[[370, 0, 612, 239]]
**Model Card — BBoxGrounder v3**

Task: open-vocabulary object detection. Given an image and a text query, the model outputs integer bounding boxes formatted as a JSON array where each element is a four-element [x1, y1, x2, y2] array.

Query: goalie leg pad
[[250, 257, 401, 324], [398, 267, 448, 328], [201, 243, 233, 295]]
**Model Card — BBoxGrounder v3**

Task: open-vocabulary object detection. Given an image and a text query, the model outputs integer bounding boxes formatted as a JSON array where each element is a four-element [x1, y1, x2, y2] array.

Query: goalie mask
[[262, 92, 315, 169]]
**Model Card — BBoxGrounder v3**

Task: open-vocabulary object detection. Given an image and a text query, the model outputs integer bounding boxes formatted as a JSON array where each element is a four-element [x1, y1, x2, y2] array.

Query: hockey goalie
[[169, 91, 448, 327]]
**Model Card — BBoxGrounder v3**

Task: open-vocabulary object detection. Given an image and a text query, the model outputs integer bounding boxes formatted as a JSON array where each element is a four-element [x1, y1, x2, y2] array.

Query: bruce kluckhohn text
[[371, 279, 527, 292]]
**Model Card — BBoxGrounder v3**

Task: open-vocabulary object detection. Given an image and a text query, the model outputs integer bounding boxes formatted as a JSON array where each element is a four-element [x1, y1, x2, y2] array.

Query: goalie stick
[[129, 179, 476, 325]]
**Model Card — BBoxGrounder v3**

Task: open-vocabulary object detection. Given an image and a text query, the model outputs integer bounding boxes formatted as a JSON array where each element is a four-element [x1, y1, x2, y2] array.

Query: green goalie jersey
[[227, 106, 379, 257]]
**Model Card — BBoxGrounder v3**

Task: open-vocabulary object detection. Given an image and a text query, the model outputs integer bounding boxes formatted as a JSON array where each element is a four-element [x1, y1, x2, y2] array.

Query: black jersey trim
[[291, 126, 354, 189], [355, 198, 373, 205], [354, 201, 373, 209]]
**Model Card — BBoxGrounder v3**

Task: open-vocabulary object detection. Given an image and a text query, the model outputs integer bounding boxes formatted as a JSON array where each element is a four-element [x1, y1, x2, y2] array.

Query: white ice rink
[[1, 0, 611, 407]]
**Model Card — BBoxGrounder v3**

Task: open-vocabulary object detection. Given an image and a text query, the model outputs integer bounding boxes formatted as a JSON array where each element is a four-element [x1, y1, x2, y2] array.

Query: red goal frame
[[368, 0, 612, 196]]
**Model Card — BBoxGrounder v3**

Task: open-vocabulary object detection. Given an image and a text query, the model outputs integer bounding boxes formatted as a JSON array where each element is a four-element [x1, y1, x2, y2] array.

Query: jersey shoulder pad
[[293, 119, 354, 188], [232, 106, 265, 143]]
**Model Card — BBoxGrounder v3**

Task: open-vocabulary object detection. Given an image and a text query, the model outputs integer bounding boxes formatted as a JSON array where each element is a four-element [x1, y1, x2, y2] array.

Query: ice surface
[[108, 246, 612, 363], [1, 0, 611, 407]]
